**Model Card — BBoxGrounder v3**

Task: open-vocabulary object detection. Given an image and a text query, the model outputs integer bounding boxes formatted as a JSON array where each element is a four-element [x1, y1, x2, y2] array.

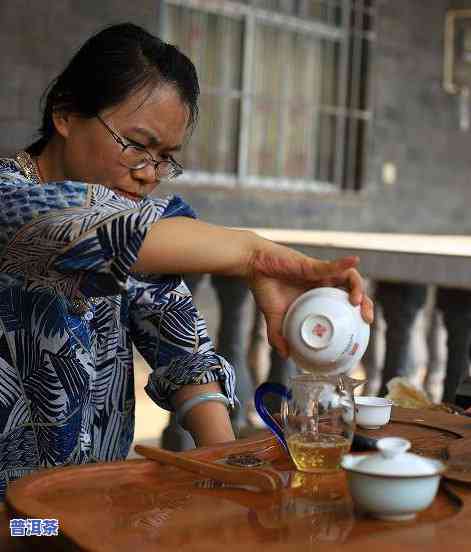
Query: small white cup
[[354, 396, 393, 429], [282, 287, 370, 376]]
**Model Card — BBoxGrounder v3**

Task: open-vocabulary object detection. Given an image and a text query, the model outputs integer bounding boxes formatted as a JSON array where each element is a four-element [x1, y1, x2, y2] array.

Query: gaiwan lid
[[345, 437, 445, 477]]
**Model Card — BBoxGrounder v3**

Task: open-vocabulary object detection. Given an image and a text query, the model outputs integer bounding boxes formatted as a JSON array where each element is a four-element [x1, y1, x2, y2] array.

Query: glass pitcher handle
[[254, 382, 291, 452]]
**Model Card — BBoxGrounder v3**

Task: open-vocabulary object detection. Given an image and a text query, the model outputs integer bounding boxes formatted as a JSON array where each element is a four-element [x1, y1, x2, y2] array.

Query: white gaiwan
[[341, 437, 446, 521], [282, 287, 370, 376]]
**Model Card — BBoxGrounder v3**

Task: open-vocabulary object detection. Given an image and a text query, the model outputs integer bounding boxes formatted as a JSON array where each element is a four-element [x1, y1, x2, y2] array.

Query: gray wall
[[0, 0, 158, 154], [1, 0, 470, 235]]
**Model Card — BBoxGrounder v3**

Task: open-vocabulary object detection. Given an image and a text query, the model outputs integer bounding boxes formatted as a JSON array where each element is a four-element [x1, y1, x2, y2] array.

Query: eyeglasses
[[96, 115, 183, 180]]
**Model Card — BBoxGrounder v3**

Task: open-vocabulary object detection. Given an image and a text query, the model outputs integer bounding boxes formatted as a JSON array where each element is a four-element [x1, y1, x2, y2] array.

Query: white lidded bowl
[[354, 396, 393, 429], [341, 437, 446, 521], [282, 287, 370, 376]]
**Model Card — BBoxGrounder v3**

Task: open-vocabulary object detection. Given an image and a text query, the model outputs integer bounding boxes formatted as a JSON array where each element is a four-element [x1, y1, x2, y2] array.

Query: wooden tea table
[[3, 407, 471, 551]]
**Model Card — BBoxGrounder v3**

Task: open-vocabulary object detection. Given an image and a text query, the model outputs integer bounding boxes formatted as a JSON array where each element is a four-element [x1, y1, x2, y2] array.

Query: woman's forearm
[[173, 382, 235, 446], [132, 218, 258, 278]]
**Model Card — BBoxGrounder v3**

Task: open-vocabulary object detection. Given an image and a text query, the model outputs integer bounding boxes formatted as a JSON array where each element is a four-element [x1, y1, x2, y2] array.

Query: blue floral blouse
[[0, 155, 236, 500]]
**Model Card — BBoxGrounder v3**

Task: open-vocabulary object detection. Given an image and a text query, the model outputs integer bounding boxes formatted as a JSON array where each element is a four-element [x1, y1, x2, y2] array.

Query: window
[[159, 0, 375, 192]]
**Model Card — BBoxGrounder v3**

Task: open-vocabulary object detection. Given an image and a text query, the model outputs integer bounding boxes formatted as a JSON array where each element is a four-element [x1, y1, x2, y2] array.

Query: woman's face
[[54, 83, 190, 200]]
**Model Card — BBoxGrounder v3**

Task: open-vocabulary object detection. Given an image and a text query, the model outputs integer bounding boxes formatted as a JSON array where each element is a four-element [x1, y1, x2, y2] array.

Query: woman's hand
[[245, 240, 374, 358]]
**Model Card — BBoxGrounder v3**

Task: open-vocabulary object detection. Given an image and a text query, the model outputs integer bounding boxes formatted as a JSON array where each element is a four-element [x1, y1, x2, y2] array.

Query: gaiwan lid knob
[[354, 437, 442, 477]]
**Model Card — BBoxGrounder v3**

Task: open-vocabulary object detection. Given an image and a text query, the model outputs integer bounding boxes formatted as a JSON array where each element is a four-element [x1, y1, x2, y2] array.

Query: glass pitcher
[[255, 375, 363, 473]]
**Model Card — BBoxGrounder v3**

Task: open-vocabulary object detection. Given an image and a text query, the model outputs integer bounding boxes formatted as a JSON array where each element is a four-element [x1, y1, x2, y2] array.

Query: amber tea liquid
[[286, 433, 350, 472]]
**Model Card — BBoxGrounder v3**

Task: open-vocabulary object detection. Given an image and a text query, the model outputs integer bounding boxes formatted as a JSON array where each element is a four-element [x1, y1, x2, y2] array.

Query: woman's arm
[[133, 218, 365, 296], [133, 218, 255, 278], [172, 382, 235, 446], [129, 274, 238, 423], [133, 217, 374, 358]]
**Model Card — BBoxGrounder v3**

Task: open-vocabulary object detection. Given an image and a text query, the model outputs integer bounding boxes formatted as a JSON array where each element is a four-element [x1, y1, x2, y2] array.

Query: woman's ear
[[52, 110, 71, 139]]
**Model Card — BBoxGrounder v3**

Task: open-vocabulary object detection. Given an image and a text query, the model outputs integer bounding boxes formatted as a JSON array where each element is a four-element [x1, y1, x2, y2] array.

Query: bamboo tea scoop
[[134, 444, 284, 492]]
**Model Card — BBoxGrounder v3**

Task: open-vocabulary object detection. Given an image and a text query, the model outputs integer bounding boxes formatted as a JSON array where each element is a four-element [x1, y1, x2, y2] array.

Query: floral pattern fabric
[[0, 157, 236, 500]]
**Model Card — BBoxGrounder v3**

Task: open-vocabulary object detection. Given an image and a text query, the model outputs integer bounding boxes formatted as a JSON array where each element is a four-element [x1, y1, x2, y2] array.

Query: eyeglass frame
[[96, 114, 183, 179]]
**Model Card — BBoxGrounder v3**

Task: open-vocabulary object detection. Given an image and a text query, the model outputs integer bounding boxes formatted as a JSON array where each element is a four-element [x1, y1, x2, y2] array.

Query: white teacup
[[282, 287, 370, 376], [354, 396, 393, 429]]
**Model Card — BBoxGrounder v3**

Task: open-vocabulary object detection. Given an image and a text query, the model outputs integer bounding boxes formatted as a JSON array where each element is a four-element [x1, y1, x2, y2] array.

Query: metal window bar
[[322, 9, 338, 184], [347, 0, 372, 190], [178, 170, 337, 192], [238, 12, 255, 179], [295, 0, 376, 17], [166, 0, 344, 39], [157, 0, 169, 37], [334, 0, 351, 189], [197, 87, 371, 120], [276, 31, 290, 178], [304, 35, 322, 181], [357, 0, 375, 190], [248, 0, 376, 19], [344, 0, 364, 190], [216, 19, 237, 172]]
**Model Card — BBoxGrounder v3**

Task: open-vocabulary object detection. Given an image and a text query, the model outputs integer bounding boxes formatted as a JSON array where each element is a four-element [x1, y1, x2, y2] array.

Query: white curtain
[[248, 23, 323, 180]]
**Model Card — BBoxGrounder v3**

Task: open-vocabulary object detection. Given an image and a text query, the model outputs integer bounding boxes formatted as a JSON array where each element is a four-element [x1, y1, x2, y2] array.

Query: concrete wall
[[1, 0, 471, 235], [0, 0, 158, 155]]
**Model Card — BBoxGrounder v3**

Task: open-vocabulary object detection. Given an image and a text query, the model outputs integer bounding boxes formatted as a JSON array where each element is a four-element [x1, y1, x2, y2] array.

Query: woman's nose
[[132, 163, 157, 185]]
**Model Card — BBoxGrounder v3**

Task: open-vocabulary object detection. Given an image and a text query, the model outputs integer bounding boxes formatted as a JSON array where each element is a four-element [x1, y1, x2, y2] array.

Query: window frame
[[158, 0, 375, 193]]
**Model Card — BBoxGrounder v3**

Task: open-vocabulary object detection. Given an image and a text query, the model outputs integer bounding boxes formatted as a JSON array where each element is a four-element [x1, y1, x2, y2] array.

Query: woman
[[0, 23, 373, 499]]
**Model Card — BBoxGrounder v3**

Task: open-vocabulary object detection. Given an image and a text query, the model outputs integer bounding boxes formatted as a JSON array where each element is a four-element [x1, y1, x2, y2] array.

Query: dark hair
[[28, 23, 200, 155]]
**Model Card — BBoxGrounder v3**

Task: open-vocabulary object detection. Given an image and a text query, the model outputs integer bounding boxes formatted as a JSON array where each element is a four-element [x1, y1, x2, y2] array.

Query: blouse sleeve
[[0, 171, 176, 297], [128, 275, 237, 411]]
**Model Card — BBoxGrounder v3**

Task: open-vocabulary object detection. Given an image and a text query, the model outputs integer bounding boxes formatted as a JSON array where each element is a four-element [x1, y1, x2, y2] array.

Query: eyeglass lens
[[120, 146, 179, 178]]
